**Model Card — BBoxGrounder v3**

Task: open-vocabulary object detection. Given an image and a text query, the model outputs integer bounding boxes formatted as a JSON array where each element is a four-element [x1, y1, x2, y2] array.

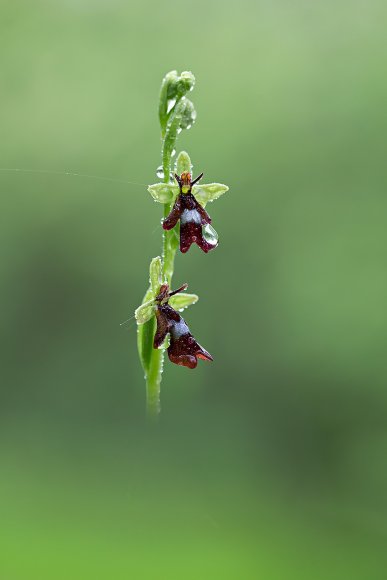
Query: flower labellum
[[153, 283, 213, 369], [163, 172, 218, 253]]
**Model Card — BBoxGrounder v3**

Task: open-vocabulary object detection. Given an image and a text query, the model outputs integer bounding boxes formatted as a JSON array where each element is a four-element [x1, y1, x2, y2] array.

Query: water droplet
[[171, 149, 176, 157], [156, 165, 174, 180], [167, 98, 176, 114], [203, 224, 218, 246]]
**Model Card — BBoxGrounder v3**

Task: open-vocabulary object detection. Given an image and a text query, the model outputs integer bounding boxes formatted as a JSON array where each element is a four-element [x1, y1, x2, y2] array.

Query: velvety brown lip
[[153, 284, 213, 370]]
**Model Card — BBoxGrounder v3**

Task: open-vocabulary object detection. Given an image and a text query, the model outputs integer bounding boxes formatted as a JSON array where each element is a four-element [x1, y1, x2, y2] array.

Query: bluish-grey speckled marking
[[170, 319, 190, 338], [180, 209, 201, 225]]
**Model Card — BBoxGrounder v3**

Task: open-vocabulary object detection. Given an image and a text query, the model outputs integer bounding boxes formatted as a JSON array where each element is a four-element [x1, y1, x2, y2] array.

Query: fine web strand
[[120, 315, 137, 329], [0, 167, 146, 188]]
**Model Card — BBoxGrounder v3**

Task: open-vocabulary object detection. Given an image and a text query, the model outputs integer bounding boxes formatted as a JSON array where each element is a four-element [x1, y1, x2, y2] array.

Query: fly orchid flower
[[148, 151, 228, 254], [163, 171, 215, 253], [135, 257, 212, 369], [154, 283, 213, 369]]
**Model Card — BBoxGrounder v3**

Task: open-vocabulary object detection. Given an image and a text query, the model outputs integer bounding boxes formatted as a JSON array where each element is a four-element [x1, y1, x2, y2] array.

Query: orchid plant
[[135, 70, 228, 416]]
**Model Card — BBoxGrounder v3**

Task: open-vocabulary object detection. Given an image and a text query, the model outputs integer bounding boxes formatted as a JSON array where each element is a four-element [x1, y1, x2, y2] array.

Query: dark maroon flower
[[162, 172, 218, 253], [153, 283, 213, 369]]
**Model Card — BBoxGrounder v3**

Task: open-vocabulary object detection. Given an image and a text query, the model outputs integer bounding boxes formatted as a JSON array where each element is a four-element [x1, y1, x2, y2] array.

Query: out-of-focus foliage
[[1, 0, 387, 577]]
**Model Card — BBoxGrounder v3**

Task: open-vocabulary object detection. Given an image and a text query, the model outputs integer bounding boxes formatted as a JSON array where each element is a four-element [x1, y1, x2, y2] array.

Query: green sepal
[[148, 183, 179, 204], [135, 299, 155, 325], [135, 257, 163, 326], [175, 151, 192, 175], [149, 256, 163, 294], [192, 183, 229, 207], [169, 293, 199, 312]]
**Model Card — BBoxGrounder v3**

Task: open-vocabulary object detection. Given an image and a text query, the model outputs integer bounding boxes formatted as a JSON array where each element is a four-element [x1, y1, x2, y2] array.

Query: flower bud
[[179, 98, 196, 130], [174, 71, 195, 98]]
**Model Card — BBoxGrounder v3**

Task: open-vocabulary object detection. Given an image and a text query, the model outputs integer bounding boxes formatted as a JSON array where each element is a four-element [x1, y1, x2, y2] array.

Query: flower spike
[[136, 70, 228, 415]]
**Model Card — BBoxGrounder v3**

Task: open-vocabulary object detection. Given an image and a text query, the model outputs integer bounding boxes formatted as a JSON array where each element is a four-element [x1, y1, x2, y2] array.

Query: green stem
[[163, 204, 175, 285], [146, 337, 163, 418], [146, 195, 178, 416]]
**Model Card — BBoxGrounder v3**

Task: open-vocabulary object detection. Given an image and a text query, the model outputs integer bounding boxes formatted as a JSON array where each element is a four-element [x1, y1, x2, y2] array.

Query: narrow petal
[[153, 309, 170, 348]]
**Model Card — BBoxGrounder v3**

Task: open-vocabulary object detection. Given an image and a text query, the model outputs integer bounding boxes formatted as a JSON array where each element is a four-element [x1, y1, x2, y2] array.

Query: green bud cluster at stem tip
[[135, 71, 229, 417]]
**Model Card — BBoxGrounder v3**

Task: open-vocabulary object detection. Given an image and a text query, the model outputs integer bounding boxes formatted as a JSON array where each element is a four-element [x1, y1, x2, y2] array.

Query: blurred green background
[[1, 0, 387, 578]]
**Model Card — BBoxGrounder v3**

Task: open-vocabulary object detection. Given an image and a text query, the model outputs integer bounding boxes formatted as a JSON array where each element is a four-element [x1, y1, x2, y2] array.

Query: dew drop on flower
[[203, 224, 218, 245]]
